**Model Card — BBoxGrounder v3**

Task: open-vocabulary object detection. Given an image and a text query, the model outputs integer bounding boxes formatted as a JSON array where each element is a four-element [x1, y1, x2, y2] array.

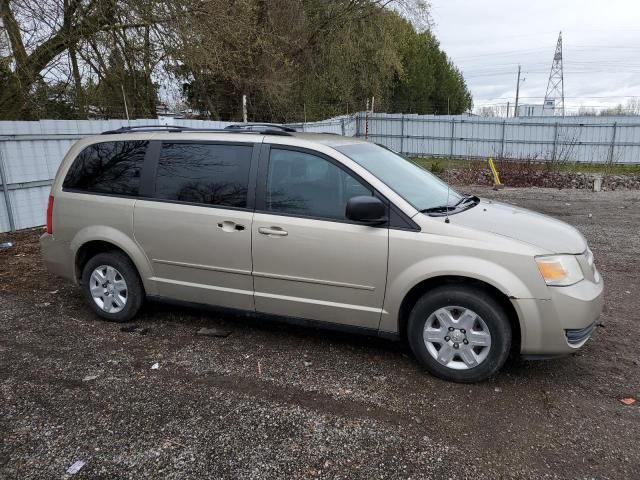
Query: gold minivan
[[41, 124, 603, 382]]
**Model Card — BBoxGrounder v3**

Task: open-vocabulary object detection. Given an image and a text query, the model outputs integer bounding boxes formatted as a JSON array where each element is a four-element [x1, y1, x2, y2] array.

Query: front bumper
[[512, 276, 604, 355]]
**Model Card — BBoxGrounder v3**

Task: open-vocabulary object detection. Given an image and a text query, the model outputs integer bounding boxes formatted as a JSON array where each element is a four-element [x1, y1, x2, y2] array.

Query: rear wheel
[[407, 285, 511, 383], [81, 251, 144, 322]]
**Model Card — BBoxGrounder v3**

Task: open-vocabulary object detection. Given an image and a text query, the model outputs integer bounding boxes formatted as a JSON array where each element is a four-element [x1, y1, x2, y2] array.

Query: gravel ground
[[1, 186, 639, 479]]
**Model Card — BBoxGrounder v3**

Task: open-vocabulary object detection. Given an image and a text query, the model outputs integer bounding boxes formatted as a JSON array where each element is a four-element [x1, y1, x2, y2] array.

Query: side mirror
[[346, 196, 387, 225]]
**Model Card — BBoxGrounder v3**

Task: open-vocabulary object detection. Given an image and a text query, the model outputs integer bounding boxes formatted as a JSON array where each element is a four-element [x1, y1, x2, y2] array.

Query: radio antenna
[[444, 165, 451, 224]]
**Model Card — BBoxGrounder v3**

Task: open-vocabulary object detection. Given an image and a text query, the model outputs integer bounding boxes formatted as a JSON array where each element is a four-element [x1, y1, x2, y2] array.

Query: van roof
[[98, 124, 368, 147], [289, 132, 368, 147]]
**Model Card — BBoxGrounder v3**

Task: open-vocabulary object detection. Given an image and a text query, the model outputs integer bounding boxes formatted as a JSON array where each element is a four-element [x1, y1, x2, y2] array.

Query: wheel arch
[[396, 275, 521, 354], [71, 227, 155, 295]]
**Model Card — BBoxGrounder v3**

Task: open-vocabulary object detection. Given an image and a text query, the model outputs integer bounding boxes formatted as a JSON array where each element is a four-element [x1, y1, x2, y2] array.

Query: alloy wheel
[[423, 306, 492, 370], [89, 265, 128, 314]]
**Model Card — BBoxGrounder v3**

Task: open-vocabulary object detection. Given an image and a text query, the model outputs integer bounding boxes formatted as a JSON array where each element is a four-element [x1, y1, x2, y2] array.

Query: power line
[[464, 70, 640, 78], [481, 95, 640, 100], [453, 45, 640, 62]]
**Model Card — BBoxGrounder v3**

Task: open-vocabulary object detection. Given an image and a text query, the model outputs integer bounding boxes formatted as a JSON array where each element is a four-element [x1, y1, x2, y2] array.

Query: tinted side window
[[155, 143, 252, 208], [63, 141, 147, 196], [265, 148, 371, 220]]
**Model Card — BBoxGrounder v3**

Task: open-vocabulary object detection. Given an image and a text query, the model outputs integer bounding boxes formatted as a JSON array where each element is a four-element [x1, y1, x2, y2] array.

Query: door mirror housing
[[346, 196, 387, 225]]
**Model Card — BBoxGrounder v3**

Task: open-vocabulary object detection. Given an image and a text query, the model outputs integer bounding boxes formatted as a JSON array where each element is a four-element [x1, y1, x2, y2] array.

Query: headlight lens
[[535, 255, 584, 286]]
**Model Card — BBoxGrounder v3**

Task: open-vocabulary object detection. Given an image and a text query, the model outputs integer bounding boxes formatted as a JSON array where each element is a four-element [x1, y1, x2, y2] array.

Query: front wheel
[[407, 285, 512, 383], [81, 251, 144, 322]]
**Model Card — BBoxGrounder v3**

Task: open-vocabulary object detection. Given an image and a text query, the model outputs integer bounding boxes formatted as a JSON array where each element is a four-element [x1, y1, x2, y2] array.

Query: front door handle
[[258, 226, 288, 237], [218, 221, 245, 232]]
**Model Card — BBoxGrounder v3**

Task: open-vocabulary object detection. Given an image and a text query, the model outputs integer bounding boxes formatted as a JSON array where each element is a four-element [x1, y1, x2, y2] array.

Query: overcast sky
[[431, 0, 640, 112]]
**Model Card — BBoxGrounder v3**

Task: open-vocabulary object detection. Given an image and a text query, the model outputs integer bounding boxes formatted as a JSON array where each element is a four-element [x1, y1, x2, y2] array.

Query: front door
[[251, 146, 389, 329], [134, 141, 257, 310]]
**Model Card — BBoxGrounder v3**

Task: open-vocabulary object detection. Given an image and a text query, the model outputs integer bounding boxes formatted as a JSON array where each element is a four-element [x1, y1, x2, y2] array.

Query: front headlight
[[535, 255, 584, 286]]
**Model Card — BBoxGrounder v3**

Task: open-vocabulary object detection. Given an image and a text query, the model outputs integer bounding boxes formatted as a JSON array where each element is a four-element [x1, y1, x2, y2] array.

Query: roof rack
[[101, 123, 296, 136], [101, 125, 195, 134], [224, 123, 297, 133]]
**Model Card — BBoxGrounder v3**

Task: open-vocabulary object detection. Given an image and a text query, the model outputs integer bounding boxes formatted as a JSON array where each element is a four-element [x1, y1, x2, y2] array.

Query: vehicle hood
[[451, 198, 587, 254]]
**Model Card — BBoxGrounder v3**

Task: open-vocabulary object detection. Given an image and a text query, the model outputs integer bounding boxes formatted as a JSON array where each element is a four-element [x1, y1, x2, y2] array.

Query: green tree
[[0, 0, 471, 121], [30, 80, 79, 119], [389, 18, 472, 115], [84, 51, 158, 118], [292, 5, 405, 120]]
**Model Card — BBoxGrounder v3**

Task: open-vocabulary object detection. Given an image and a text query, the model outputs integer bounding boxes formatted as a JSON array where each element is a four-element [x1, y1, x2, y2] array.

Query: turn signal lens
[[538, 260, 566, 281], [535, 255, 583, 286]]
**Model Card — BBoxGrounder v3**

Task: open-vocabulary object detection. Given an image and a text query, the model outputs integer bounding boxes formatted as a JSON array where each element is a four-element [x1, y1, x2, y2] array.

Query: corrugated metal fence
[[1, 114, 639, 232], [0, 119, 232, 232], [301, 113, 640, 163]]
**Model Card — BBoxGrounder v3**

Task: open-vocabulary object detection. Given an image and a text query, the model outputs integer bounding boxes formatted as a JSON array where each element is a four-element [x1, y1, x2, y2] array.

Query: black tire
[[407, 285, 511, 383], [81, 250, 144, 323]]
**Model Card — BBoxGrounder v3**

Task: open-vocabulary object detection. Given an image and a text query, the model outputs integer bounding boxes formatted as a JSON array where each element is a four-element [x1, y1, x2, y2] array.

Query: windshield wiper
[[420, 205, 454, 213], [420, 195, 480, 216], [454, 194, 479, 207]]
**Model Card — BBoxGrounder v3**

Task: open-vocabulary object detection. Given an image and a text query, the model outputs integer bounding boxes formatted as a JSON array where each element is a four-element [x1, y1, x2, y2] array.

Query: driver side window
[[265, 148, 371, 221]]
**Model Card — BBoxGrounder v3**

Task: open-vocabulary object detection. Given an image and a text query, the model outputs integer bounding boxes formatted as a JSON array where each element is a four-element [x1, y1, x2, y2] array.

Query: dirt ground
[[1, 186, 639, 479]]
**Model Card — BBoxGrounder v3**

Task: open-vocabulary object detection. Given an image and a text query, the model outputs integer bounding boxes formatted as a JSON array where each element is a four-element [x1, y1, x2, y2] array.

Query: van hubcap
[[89, 265, 128, 313], [423, 306, 491, 370]]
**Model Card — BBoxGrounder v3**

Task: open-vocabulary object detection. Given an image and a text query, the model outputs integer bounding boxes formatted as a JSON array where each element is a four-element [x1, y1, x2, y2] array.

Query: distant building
[[517, 100, 554, 117], [542, 98, 556, 115]]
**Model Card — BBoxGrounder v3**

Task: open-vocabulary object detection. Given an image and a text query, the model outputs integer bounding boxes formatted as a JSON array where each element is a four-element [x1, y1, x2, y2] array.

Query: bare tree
[[625, 98, 640, 116], [0, 0, 165, 119], [0, 0, 447, 121]]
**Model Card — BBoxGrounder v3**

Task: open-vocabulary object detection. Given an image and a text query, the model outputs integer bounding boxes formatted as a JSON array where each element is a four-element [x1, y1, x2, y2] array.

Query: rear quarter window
[[63, 141, 148, 196]]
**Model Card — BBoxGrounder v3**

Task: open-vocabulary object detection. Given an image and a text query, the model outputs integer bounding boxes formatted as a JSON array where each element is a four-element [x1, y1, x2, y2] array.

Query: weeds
[[413, 155, 640, 189], [429, 161, 445, 175], [413, 156, 640, 176]]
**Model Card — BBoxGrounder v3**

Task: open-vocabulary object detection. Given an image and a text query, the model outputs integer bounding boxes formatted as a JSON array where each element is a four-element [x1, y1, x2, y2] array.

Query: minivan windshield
[[336, 143, 464, 212]]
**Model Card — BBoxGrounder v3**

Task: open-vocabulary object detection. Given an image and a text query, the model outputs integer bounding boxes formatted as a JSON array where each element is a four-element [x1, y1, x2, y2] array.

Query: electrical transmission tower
[[544, 31, 565, 116]]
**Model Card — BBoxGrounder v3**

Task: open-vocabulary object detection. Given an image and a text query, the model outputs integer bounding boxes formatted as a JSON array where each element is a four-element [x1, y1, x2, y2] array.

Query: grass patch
[[411, 157, 640, 175]]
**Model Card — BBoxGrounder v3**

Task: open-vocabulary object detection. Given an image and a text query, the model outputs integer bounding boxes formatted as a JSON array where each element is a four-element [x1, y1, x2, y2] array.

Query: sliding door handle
[[258, 227, 288, 237]]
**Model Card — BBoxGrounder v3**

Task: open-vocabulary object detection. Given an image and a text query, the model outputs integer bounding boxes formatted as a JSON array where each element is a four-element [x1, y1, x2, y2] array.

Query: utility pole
[[242, 95, 247, 123], [365, 98, 370, 140], [514, 65, 521, 117], [544, 31, 565, 116], [121, 85, 130, 123]]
